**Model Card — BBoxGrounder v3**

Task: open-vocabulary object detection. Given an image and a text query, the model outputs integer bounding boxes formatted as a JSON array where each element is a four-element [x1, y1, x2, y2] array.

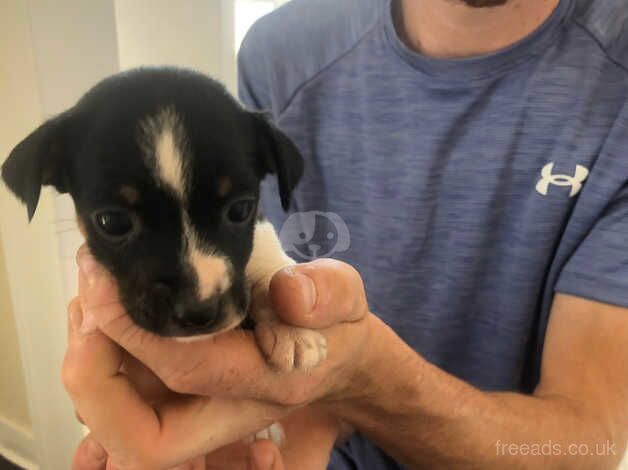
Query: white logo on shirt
[[535, 163, 589, 197]]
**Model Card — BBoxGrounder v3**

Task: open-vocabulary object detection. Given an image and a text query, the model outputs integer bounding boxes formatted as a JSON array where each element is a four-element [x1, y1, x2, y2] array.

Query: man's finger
[[203, 441, 249, 470], [76, 245, 127, 333], [169, 455, 206, 470], [120, 352, 172, 404], [72, 434, 107, 470], [249, 440, 285, 470], [64, 299, 165, 462], [74, 350, 172, 426], [269, 259, 368, 329]]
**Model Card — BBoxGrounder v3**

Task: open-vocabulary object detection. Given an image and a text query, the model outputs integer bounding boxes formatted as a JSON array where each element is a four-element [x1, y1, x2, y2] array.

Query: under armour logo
[[535, 163, 589, 197]]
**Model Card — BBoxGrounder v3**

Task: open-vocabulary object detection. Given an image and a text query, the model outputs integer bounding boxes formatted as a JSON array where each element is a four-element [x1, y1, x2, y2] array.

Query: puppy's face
[[2, 68, 303, 338]]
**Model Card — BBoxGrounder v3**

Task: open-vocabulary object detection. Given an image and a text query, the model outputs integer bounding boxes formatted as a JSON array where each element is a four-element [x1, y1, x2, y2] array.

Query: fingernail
[[298, 273, 317, 314], [251, 446, 275, 470], [282, 267, 317, 313], [85, 438, 106, 462], [77, 251, 102, 286]]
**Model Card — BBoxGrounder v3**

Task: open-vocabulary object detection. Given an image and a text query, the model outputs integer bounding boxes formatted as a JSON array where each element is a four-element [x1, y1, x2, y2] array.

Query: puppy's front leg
[[246, 219, 327, 372]]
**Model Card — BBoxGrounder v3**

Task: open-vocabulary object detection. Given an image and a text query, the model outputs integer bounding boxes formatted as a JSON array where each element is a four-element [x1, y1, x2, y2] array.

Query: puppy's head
[[2, 67, 303, 338]]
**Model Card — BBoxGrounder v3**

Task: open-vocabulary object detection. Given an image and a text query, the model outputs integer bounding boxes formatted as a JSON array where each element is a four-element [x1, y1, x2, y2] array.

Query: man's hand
[[72, 433, 286, 470], [63, 296, 290, 469], [64, 295, 342, 469], [72, 412, 341, 470], [75, 245, 372, 407], [64, 245, 368, 468]]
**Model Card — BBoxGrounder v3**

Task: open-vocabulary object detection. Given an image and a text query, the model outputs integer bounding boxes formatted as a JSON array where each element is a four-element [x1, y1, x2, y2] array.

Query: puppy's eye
[[224, 198, 256, 225], [91, 210, 137, 242]]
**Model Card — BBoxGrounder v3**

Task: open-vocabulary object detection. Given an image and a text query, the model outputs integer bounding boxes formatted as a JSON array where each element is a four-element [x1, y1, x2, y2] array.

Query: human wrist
[[326, 314, 426, 424], [325, 312, 380, 403]]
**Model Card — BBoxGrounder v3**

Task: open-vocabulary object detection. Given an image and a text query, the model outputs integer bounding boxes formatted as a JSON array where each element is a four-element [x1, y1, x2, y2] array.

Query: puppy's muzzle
[[172, 295, 223, 329], [149, 279, 235, 334]]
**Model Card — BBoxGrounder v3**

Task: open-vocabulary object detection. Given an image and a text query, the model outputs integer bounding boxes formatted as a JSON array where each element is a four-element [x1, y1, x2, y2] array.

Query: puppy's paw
[[255, 322, 327, 372], [243, 422, 285, 447]]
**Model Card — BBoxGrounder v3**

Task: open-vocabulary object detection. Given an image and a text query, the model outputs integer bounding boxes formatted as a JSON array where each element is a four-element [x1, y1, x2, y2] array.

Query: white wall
[[0, 243, 33, 468], [0, 1, 238, 467], [114, 0, 236, 93], [0, 0, 119, 468]]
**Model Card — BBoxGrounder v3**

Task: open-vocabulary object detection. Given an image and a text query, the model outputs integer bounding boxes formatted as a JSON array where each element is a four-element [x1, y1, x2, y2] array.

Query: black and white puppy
[[2, 67, 327, 372]]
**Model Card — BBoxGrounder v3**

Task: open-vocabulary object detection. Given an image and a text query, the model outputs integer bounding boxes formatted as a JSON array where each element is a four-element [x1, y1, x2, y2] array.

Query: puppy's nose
[[153, 279, 177, 297], [173, 298, 220, 329]]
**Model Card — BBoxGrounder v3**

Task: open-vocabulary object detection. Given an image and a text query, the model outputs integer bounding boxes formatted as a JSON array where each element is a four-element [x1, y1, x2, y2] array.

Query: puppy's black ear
[[2, 111, 75, 221], [251, 113, 304, 211]]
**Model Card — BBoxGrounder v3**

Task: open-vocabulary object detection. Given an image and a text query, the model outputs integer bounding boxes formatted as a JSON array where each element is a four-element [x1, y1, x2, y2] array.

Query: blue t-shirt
[[238, 0, 628, 468]]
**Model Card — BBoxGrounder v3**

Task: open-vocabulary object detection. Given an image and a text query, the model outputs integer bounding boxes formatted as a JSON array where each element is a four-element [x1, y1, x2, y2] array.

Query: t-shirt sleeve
[[555, 182, 628, 307], [237, 21, 292, 237], [237, 25, 271, 112]]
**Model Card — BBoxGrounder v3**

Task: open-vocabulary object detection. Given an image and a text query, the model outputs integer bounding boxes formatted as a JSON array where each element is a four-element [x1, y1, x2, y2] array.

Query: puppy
[[2, 67, 327, 372]]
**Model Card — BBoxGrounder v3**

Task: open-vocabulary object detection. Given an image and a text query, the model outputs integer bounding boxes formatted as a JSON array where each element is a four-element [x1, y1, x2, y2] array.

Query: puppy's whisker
[[54, 228, 80, 235]]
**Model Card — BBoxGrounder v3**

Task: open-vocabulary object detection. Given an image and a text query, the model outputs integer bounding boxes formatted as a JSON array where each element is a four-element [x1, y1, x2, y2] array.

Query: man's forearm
[[330, 315, 623, 470]]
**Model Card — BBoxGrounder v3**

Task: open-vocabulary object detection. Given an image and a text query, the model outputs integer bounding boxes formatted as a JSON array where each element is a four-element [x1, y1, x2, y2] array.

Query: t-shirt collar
[[383, 0, 575, 84]]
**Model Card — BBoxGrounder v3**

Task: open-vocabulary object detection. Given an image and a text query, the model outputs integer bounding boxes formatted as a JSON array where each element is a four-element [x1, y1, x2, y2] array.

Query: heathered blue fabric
[[238, 0, 628, 468]]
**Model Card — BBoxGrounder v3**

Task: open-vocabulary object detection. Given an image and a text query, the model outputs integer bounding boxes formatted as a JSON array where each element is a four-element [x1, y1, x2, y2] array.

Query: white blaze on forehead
[[156, 127, 184, 197], [140, 107, 187, 198], [141, 108, 232, 300]]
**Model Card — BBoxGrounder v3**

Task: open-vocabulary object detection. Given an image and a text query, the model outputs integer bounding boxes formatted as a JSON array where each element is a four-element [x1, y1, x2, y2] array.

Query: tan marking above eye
[[218, 177, 232, 197], [119, 185, 140, 204]]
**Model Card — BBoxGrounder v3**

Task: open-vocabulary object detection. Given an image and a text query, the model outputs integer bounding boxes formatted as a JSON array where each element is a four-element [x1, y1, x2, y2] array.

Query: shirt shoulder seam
[[570, 17, 628, 76], [276, 13, 384, 120]]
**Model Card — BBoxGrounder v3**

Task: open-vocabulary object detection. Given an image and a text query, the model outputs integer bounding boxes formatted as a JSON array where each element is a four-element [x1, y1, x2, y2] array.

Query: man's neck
[[394, 0, 561, 59]]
